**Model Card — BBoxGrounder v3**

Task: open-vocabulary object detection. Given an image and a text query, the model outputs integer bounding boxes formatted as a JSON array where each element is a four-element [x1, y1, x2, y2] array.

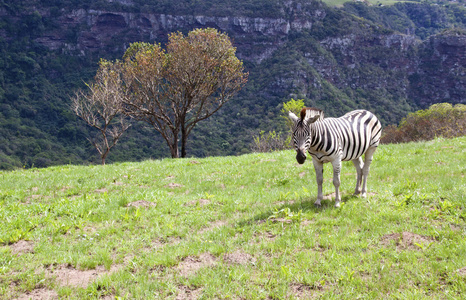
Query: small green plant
[[278, 191, 291, 202], [281, 98, 306, 130], [339, 268, 356, 285], [4, 228, 31, 245], [251, 130, 290, 152], [414, 241, 434, 250], [268, 207, 302, 222], [203, 192, 215, 200]]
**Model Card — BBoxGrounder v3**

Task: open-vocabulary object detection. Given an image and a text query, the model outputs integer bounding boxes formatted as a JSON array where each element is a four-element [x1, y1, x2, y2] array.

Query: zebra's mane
[[300, 107, 324, 122]]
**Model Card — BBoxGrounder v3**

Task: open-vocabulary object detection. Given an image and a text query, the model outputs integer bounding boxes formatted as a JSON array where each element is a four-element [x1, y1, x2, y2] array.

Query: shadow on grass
[[236, 194, 359, 228]]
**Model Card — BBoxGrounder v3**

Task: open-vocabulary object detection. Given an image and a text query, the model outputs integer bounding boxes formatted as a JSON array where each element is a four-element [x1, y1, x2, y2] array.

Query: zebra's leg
[[352, 157, 363, 195], [361, 147, 377, 198], [312, 158, 324, 207], [331, 159, 342, 208]]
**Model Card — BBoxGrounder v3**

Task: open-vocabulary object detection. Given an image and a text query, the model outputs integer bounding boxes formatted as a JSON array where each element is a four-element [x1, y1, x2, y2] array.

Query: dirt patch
[[176, 285, 203, 300], [15, 288, 58, 300], [269, 217, 293, 224], [380, 232, 435, 250], [262, 159, 277, 162], [153, 236, 182, 247], [10, 240, 34, 256], [223, 251, 256, 266], [94, 188, 109, 194], [323, 192, 376, 200], [198, 220, 227, 235], [189, 160, 200, 164], [300, 219, 315, 227], [185, 199, 211, 206], [299, 171, 306, 178], [289, 284, 317, 299], [26, 194, 49, 202], [166, 183, 183, 189], [252, 231, 277, 243], [78, 226, 97, 236], [177, 253, 217, 277], [46, 264, 119, 288], [126, 200, 156, 208], [457, 267, 466, 276], [274, 200, 296, 206], [145, 236, 182, 253], [323, 193, 335, 200], [59, 186, 71, 192]]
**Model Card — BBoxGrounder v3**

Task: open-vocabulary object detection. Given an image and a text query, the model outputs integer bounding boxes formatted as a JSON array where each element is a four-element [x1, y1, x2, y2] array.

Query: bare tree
[[122, 28, 248, 158], [72, 59, 131, 165]]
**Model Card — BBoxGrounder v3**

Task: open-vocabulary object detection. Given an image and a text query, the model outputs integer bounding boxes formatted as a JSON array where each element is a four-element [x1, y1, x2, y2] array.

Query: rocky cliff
[[22, 5, 465, 111], [31, 8, 323, 63], [0, 0, 465, 168], [412, 32, 466, 106]]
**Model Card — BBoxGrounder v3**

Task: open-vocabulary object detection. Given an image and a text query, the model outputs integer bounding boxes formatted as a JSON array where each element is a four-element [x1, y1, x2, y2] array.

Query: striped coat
[[289, 108, 382, 207]]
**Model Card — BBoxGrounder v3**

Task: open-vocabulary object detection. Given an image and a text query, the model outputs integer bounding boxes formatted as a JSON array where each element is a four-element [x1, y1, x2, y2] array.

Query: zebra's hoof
[[314, 202, 322, 208], [334, 202, 341, 208]]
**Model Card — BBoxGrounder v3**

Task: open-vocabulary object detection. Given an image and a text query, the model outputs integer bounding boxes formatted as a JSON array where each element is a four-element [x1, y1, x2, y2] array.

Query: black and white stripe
[[289, 108, 382, 207]]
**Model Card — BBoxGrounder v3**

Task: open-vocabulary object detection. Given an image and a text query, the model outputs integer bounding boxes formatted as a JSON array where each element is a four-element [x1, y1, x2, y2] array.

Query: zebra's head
[[289, 108, 324, 164]]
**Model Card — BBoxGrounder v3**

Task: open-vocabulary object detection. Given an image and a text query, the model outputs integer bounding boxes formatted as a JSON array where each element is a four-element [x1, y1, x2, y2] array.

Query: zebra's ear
[[307, 115, 320, 124], [288, 111, 299, 123]]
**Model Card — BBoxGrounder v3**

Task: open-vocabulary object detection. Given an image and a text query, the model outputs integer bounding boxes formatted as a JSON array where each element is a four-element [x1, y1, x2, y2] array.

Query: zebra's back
[[311, 110, 382, 162]]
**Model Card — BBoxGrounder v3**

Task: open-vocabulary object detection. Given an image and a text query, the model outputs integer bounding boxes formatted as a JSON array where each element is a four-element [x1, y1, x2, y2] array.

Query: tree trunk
[[181, 125, 187, 158], [170, 136, 179, 158], [171, 147, 179, 158]]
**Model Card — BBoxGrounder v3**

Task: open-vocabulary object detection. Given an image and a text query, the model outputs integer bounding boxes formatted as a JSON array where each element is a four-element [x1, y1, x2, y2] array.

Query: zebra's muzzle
[[296, 150, 306, 164]]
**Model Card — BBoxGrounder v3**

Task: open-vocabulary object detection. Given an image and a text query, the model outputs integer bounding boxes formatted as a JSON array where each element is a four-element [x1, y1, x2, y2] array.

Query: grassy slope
[[1, 136, 465, 299]]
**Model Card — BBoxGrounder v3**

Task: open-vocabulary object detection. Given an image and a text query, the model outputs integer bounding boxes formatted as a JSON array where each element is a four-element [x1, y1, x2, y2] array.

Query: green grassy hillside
[[1, 137, 465, 298]]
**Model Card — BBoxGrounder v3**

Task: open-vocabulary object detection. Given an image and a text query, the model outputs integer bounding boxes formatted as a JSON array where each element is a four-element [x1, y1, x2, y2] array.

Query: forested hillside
[[0, 0, 465, 169]]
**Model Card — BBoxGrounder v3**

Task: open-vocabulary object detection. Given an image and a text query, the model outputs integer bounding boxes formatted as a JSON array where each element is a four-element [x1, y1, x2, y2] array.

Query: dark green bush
[[381, 103, 466, 143]]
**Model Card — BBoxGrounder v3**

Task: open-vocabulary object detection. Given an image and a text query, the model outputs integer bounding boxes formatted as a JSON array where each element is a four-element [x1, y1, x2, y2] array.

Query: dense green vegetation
[[0, 38, 91, 169], [381, 103, 466, 143], [343, 1, 466, 39], [0, 0, 465, 169], [1, 137, 465, 298]]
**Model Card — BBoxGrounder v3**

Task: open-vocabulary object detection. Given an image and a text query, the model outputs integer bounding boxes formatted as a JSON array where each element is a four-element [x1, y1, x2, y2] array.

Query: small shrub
[[251, 99, 305, 153], [381, 103, 466, 143], [281, 98, 305, 131], [251, 130, 290, 153]]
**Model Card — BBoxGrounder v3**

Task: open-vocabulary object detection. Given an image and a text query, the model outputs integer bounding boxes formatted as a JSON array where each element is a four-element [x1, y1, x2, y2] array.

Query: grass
[[1, 136, 465, 299]]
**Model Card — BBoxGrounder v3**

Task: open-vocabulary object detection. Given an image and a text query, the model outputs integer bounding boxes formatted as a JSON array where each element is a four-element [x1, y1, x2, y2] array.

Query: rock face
[[25, 7, 464, 109], [411, 33, 466, 106], [34, 9, 322, 62], [3, 5, 466, 112]]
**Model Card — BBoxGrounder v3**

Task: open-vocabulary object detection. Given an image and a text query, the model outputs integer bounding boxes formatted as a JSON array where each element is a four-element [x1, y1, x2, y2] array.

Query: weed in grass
[[268, 207, 303, 223]]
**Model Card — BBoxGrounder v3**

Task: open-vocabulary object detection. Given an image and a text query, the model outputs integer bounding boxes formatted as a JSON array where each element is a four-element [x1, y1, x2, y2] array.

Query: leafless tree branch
[[72, 60, 131, 165]]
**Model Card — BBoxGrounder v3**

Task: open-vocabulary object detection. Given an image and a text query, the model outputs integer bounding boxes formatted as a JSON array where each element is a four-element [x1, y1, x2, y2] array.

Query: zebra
[[288, 107, 382, 208]]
